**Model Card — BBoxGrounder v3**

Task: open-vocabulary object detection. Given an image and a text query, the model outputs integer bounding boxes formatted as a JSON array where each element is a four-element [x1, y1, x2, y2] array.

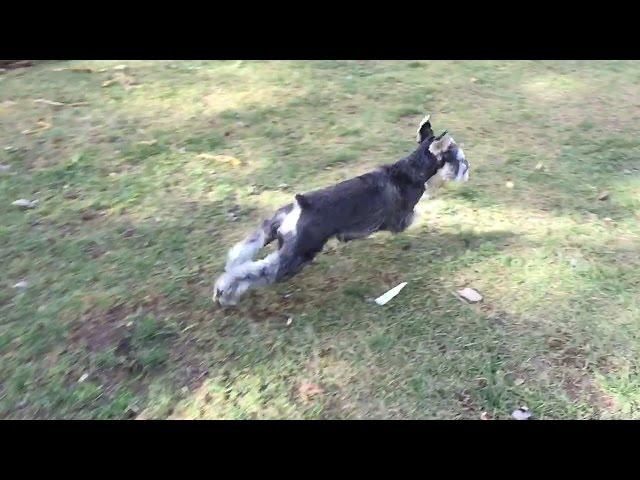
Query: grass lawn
[[1, 60, 639, 419]]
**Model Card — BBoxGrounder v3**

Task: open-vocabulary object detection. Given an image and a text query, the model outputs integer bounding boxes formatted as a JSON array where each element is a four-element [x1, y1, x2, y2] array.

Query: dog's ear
[[428, 131, 454, 156], [416, 114, 433, 143]]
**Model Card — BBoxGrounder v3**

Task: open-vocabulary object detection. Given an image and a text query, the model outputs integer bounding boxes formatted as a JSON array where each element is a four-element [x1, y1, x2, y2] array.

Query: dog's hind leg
[[223, 204, 292, 272], [214, 243, 319, 306], [213, 199, 324, 306], [214, 205, 295, 306], [214, 250, 282, 306], [214, 231, 321, 307]]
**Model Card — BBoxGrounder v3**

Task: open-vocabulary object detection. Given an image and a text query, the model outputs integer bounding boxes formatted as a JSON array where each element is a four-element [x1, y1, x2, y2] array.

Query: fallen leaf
[[514, 378, 525, 386], [457, 287, 483, 303], [196, 153, 243, 166], [106, 72, 138, 89], [598, 191, 610, 201], [81, 211, 98, 221], [535, 162, 544, 170], [52, 66, 95, 73], [480, 411, 492, 420], [455, 390, 475, 412], [470, 77, 478, 83], [374, 282, 408, 306], [137, 140, 157, 146], [286, 317, 293, 326], [511, 407, 532, 420], [505, 181, 515, 189], [13, 281, 28, 289], [21, 121, 51, 135], [34, 98, 65, 107], [78, 373, 89, 383], [547, 338, 563, 348], [34, 98, 89, 108], [2, 60, 33, 70], [12, 199, 38, 209], [298, 382, 324, 401], [113, 64, 128, 71]]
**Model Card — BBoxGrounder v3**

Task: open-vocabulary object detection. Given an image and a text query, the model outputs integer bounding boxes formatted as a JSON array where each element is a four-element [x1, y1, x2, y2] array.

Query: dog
[[213, 114, 470, 306]]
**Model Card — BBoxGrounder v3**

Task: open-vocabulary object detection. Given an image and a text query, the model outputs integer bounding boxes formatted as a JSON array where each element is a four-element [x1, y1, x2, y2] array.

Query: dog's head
[[428, 131, 469, 183], [416, 115, 470, 183]]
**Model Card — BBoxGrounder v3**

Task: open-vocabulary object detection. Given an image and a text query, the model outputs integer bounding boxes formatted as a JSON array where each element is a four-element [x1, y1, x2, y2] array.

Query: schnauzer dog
[[213, 115, 470, 306]]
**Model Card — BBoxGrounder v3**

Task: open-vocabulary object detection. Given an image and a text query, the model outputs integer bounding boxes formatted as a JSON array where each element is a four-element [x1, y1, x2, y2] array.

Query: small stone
[[286, 317, 293, 326], [457, 287, 483, 303], [534, 162, 544, 171], [0, 164, 10, 172], [514, 378, 525, 386], [512, 407, 532, 420], [480, 411, 492, 420], [597, 191, 610, 201], [13, 281, 28, 289], [505, 181, 514, 189], [12, 199, 38, 209]]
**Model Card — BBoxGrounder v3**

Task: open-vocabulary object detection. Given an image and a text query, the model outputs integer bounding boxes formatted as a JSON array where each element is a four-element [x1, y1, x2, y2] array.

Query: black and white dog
[[213, 115, 470, 306]]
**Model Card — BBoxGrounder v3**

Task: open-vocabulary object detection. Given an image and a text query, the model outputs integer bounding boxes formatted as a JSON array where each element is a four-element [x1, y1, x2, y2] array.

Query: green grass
[[1, 60, 639, 419]]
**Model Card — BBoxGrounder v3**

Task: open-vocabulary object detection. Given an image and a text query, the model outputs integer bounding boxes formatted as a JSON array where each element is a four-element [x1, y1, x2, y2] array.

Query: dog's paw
[[213, 289, 238, 307], [213, 273, 239, 306]]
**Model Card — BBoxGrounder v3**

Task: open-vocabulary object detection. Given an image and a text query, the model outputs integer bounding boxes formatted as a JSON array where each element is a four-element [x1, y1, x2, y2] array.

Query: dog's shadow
[[222, 228, 521, 319]]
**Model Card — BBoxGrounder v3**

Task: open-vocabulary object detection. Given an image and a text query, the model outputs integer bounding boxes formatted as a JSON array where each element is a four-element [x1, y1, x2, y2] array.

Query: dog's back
[[295, 171, 390, 238]]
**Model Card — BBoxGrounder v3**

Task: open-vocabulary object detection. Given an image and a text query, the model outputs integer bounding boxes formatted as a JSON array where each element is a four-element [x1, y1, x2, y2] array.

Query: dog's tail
[[294, 194, 312, 210]]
